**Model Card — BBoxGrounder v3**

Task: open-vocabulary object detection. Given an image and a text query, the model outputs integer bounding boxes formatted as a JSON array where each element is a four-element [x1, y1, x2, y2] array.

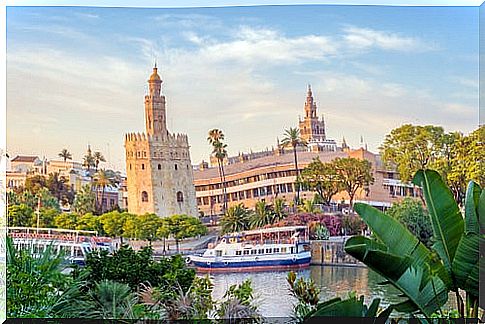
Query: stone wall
[[310, 237, 363, 267]]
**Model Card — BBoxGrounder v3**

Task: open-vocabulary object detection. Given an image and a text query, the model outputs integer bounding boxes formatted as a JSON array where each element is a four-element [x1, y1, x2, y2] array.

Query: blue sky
[[6, 5, 479, 171]]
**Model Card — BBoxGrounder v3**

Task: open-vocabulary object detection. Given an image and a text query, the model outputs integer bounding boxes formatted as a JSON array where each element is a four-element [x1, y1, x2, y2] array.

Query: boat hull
[[190, 254, 311, 273]]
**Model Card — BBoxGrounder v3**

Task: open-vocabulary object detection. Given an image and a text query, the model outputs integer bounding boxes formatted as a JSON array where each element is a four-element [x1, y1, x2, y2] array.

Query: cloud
[[342, 26, 434, 52]]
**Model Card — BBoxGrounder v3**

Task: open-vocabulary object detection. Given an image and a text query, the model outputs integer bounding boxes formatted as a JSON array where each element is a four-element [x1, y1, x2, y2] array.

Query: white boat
[[7, 227, 114, 266], [187, 225, 311, 272]]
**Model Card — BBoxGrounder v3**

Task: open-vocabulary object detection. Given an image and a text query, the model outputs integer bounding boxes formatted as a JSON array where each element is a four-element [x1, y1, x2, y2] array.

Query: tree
[[36, 207, 60, 228], [93, 169, 117, 214], [93, 151, 106, 172], [333, 157, 374, 208], [54, 213, 79, 230], [299, 158, 343, 205], [72, 184, 96, 215], [445, 126, 485, 205], [47, 172, 75, 207], [7, 204, 33, 227], [83, 152, 95, 171], [299, 199, 319, 214], [76, 213, 103, 233], [249, 200, 274, 229], [385, 197, 433, 247], [281, 127, 307, 204], [207, 129, 228, 212], [380, 124, 447, 183], [272, 198, 287, 223], [138, 213, 164, 245], [345, 170, 483, 318], [58, 148, 72, 162], [219, 203, 251, 234], [163, 214, 208, 253], [99, 211, 129, 242], [24, 175, 48, 196], [216, 279, 261, 321]]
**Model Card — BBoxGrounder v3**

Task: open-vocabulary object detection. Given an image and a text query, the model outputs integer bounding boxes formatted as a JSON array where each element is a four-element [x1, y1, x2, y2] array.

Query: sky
[[6, 4, 479, 172]]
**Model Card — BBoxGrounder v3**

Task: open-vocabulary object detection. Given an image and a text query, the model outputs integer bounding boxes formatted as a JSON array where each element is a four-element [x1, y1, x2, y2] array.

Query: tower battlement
[[124, 131, 189, 147]]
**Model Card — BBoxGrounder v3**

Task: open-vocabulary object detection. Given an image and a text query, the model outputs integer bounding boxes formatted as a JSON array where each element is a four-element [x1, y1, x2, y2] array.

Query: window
[[243, 250, 250, 255], [175, 164, 178, 170], [141, 164, 145, 170], [216, 250, 222, 257], [236, 251, 242, 256], [129, 164, 132, 170], [177, 191, 184, 203], [281, 247, 287, 253], [141, 191, 148, 202], [250, 250, 257, 255], [273, 247, 280, 253], [258, 249, 264, 254], [110, 199, 115, 206], [265, 248, 272, 254], [158, 164, 161, 170]]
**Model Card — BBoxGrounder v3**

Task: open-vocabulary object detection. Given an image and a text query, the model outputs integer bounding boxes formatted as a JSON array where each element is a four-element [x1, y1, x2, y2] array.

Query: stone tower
[[298, 85, 326, 143], [124, 65, 197, 217]]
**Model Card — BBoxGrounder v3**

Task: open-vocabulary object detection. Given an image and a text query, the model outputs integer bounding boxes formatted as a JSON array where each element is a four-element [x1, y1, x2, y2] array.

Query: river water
[[209, 265, 404, 318]]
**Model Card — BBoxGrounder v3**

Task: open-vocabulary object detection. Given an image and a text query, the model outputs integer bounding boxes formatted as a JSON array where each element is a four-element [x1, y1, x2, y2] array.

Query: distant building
[[10, 155, 46, 175], [124, 65, 197, 217]]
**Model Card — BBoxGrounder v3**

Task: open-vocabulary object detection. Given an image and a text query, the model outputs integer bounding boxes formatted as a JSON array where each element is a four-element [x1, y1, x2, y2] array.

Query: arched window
[[141, 164, 145, 170], [175, 164, 178, 170], [129, 164, 132, 170], [141, 191, 148, 202], [158, 164, 161, 170], [177, 191, 184, 203]]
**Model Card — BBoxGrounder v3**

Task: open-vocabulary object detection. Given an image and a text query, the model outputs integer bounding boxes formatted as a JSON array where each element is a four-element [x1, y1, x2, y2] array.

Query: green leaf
[[412, 170, 464, 279], [393, 300, 418, 313], [310, 296, 365, 317], [464, 181, 481, 234], [451, 233, 480, 298], [352, 203, 450, 288], [345, 236, 448, 317], [365, 298, 380, 317], [478, 189, 485, 233]]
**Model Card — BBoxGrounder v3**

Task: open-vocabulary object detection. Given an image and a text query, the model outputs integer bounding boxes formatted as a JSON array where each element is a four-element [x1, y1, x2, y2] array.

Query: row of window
[[195, 170, 297, 192], [384, 185, 417, 197], [197, 183, 295, 206], [127, 150, 188, 159], [233, 246, 294, 256], [141, 190, 184, 203], [129, 163, 189, 171]]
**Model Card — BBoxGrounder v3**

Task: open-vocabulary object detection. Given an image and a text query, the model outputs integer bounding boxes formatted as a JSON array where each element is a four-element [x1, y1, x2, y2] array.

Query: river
[[209, 265, 455, 318]]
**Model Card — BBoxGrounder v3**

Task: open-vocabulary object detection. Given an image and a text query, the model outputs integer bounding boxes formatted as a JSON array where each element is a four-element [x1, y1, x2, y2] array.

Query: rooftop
[[11, 155, 40, 163]]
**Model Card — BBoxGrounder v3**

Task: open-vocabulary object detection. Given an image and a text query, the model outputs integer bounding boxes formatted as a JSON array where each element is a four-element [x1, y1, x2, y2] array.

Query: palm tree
[[93, 151, 106, 171], [299, 199, 319, 214], [93, 169, 117, 214], [273, 198, 287, 223], [281, 127, 307, 205], [220, 203, 251, 234], [58, 149, 72, 162], [207, 129, 228, 213], [83, 154, 95, 171], [250, 200, 274, 229]]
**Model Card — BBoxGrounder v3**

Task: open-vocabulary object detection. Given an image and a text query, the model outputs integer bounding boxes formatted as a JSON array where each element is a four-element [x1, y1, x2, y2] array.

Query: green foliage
[[386, 197, 433, 247], [380, 124, 447, 183], [333, 157, 374, 207], [72, 184, 96, 215], [300, 157, 343, 205], [250, 200, 275, 229], [346, 169, 484, 319], [216, 279, 261, 321], [314, 224, 330, 240], [83, 245, 195, 294], [287, 271, 320, 321], [162, 214, 208, 251], [76, 213, 103, 233], [54, 212, 79, 230], [273, 197, 287, 222], [99, 211, 129, 239], [7, 204, 34, 227], [46, 172, 75, 206], [299, 199, 319, 213], [6, 237, 73, 318], [36, 207, 60, 228], [341, 214, 366, 236], [305, 292, 393, 319], [220, 203, 252, 234]]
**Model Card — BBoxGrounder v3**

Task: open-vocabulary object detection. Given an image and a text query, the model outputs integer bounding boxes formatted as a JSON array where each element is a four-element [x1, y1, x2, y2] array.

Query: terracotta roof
[[194, 151, 350, 180], [11, 155, 39, 163]]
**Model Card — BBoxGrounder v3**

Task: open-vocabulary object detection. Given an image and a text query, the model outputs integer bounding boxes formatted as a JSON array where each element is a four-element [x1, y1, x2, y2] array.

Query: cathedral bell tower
[[145, 64, 167, 136], [299, 84, 326, 143]]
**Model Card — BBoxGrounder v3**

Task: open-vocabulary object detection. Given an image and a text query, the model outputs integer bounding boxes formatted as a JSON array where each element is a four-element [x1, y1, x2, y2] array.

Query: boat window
[[215, 250, 222, 257], [258, 249, 264, 254], [236, 251, 242, 256], [290, 247, 294, 254], [281, 247, 287, 253], [250, 250, 257, 255], [265, 248, 272, 254], [274, 248, 280, 253], [243, 250, 250, 255]]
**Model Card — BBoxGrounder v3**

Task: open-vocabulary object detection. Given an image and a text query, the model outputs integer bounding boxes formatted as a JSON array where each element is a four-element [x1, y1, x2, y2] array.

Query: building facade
[[124, 66, 197, 217]]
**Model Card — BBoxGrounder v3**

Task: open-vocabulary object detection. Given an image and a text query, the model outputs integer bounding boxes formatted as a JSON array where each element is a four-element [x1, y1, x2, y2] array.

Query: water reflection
[[209, 265, 404, 318]]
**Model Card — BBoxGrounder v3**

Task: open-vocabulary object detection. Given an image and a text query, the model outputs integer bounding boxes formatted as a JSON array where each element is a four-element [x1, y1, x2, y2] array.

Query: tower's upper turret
[[145, 63, 166, 136], [304, 84, 317, 118]]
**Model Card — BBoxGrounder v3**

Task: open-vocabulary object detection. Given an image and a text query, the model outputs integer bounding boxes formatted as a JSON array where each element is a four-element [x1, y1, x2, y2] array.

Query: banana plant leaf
[[412, 170, 464, 280], [345, 236, 449, 317], [305, 294, 391, 319], [451, 181, 483, 298], [352, 203, 451, 288]]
